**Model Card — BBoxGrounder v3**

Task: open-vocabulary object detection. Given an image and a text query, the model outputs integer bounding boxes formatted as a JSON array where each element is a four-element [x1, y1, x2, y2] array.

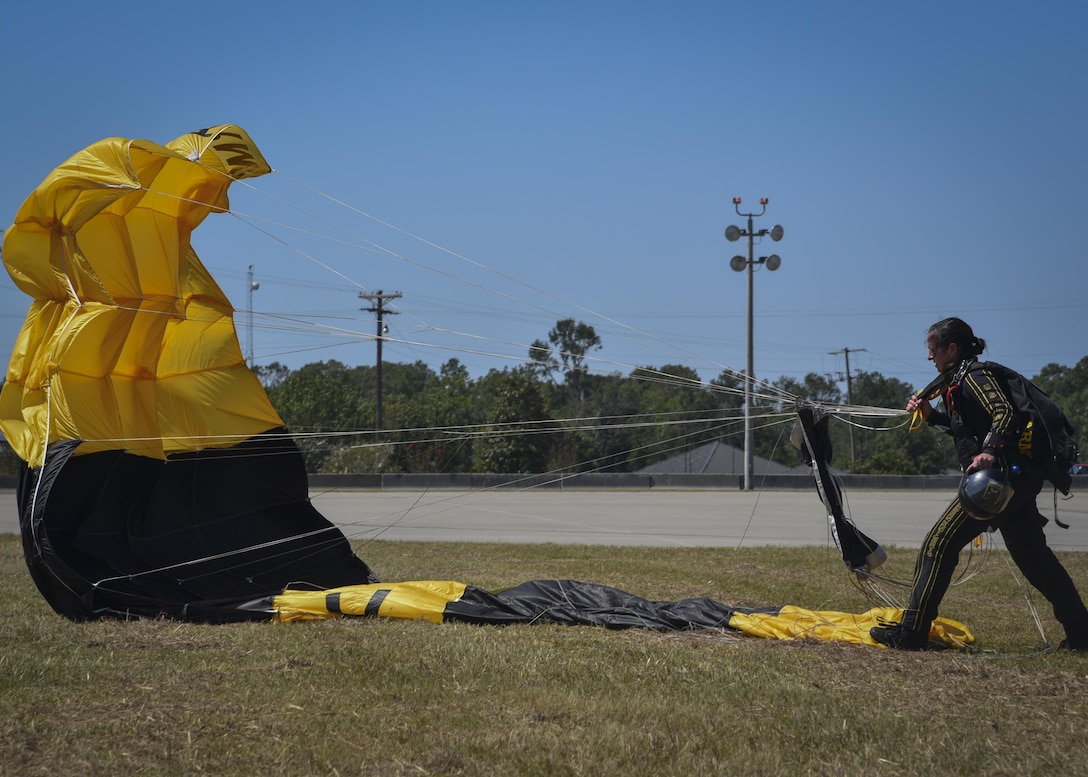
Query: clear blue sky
[[2, 1, 1085, 398]]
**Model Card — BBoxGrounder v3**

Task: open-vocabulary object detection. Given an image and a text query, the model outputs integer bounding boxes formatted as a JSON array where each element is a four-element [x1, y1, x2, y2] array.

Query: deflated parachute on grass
[[269, 578, 973, 649], [1, 126, 970, 649]]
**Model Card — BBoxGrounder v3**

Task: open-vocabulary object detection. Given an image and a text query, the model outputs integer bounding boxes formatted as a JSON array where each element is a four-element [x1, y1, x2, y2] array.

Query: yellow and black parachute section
[[266, 579, 972, 648], [1, 126, 970, 648], [0, 126, 377, 620]]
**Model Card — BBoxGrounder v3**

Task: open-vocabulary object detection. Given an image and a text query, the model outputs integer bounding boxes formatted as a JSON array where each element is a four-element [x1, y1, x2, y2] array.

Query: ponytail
[[928, 317, 985, 358]]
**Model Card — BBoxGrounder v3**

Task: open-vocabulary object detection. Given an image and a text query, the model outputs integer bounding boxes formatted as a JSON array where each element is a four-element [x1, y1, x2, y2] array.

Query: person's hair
[[928, 317, 986, 358]]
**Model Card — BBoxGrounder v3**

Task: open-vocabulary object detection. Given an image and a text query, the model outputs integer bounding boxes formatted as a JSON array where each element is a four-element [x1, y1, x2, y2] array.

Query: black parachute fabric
[[794, 403, 887, 573], [445, 579, 737, 629], [18, 430, 377, 622]]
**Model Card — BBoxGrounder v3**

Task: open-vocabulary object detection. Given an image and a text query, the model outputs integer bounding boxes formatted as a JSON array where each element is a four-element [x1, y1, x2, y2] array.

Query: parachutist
[[871, 317, 1088, 652]]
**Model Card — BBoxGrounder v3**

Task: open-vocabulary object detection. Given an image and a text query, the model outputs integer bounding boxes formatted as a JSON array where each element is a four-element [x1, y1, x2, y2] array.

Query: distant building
[[637, 439, 798, 476]]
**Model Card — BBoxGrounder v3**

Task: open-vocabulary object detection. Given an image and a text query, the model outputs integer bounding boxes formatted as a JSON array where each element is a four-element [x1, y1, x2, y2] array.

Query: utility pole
[[359, 290, 401, 440], [829, 347, 866, 462]]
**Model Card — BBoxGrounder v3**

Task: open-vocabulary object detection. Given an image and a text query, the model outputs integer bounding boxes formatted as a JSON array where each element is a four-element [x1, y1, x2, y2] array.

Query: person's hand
[[906, 395, 931, 419], [968, 452, 995, 473]]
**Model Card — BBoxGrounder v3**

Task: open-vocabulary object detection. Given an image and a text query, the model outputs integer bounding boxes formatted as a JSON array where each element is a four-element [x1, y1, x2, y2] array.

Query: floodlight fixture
[[730, 255, 747, 272], [770, 224, 784, 242], [725, 225, 742, 242], [765, 254, 781, 271]]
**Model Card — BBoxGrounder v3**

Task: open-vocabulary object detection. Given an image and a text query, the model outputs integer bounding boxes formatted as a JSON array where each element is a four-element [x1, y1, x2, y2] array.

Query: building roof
[[637, 439, 797, 476]]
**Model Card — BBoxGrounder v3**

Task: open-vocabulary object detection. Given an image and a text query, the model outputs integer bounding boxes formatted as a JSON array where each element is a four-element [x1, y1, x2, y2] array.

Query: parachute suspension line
[[258, 170, 761, 379], [26, 379, 55, 554], [188, 159, 856, 556], [89, 525, 346, 589], [26, 228, 86, 540], [235, 413, 801, 553], [335, 489, 436, 551], [70, 406, 752, 454], [733, 420, 794, 550], [238, 305, 763, 391], [832, 412, 912, 431], [77, 412, 756, 581], [177, 162, 805, 413], [189, 165, 574, 367], [224, 201, 644, 371], [996, 545, 1051, 647], [848, 572, 904, 609], [143, 171, 806, 410], [326, 417, 807, 552], [339, 419, 756, 547], [218, 196, 755, 390], [850, 527, 996, 610], [330, 417, 792, 544], [223, 207, 370, 292]]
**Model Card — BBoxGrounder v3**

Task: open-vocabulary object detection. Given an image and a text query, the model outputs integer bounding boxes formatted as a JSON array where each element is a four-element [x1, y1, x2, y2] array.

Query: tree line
[[254, 319, 1088, 477], [1, 319, 1084, 477]]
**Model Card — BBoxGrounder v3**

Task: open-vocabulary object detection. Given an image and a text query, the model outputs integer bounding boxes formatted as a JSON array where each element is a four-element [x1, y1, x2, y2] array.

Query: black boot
[[870, 624, 929, 651], [1058, 635, 1088, 654]]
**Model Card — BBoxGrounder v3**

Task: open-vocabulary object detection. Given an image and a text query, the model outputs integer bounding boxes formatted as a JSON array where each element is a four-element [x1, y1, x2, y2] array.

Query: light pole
[[246, 264, 259, 367], [725, 197, 784, 491]]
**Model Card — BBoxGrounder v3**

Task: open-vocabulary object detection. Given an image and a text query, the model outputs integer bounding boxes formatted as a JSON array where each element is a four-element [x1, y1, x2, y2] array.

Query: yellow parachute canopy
[[1, 125, 284, 467]]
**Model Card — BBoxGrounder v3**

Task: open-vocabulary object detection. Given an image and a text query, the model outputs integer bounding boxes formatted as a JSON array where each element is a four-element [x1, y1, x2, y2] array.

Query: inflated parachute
[[1, 126, 377, 620], [2, 126, 970, 648]]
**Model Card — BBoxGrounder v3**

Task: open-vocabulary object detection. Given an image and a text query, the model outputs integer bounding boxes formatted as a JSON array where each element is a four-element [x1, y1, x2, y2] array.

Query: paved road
[[5, 487, 1087, 551]]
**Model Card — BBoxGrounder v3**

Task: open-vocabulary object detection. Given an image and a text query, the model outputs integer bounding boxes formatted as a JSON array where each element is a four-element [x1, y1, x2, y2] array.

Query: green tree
[[850, 449, 921, 475], [416, 358, 477, 472], [527, 339, 558, 382], [620, 365, 721, 469], [849, 369, 956, 475], [471, 368, 551, 473], [578, 371, 638, 471], [547, 318, 601, 407], [704, 370, 748, 463], [548, 319, 601, 374], [745, 373, 839, 467], [254, 361, 291, 393], [1034, 357, 1088, 452], [273, 360, 376, 472]]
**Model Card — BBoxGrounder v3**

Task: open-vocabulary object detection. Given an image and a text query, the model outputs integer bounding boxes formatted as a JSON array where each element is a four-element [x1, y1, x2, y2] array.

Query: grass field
[[2, 534, 1087, 776]]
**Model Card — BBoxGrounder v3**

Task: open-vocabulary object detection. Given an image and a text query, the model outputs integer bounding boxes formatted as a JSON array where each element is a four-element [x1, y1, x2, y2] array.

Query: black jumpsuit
[[899, 360, 1088, 646]]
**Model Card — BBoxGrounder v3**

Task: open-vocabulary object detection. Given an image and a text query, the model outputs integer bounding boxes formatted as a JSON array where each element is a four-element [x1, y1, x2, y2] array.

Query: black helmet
[[958, 468, 1014, 520]]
